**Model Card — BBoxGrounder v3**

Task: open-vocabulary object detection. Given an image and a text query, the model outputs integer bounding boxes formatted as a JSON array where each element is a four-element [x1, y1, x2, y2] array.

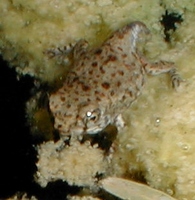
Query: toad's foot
[[44, 43, 74, 65], [45, 43, 74, 58], [169, 68, 183, 89]]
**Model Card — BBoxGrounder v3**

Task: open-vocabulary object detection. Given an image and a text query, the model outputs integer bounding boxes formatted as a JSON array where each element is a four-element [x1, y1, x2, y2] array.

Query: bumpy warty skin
[[49, 21, 181, 137]]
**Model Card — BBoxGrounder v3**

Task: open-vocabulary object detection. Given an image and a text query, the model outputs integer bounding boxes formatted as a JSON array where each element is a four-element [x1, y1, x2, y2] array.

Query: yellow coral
[[36, 139, 108, 187], [6, 194, 37, 200], [67, 195, 101, 200], [0, 0, 163, 82], [111, 45, 195, 199]]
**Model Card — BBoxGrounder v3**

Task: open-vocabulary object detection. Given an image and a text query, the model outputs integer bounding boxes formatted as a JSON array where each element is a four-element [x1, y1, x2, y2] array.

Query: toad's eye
[[85, 109, 101, 123]]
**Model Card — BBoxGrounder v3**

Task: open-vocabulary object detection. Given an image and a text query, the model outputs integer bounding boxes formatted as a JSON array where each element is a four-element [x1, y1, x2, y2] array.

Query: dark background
[[0, 57, 80, 200], [0, 56, 36, 198]]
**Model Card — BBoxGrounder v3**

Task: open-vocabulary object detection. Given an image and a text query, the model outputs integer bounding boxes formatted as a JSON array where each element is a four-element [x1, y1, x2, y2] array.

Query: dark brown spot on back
[[67, 104, 71, 108], [89, 70, 93, 75], [94, 90, 99, 95], [111, 73, 116, 77], [103, 55, 118, 65], [82, 85, 91, 91], [117, 32, 124, 39], [108, 35, 114, 40], [67, 83, 73, 88], [72, 77, 79, 82], [108, 55, 117, 61], [93, 80, 98, 84], [117, 81, 121, 87], [128, 91, 133, 97], [100, 92, 105, 97], [75, 91, 79, 95], [118, 70, 124, 76], [60, 96, 66, 101], [109, 48, 115, 53], [122, 95, 126, 100], [99, 66, 105, 74], [141, 78, 145, 86], [117, 47, 123, 51], [92, 62, 98, 67], [58, 124, 62, 129], [122, 54, 127, 58], [94, 48, 102, 55], [110, 90, 115, 96], [102, 82, 110, 89], [96, 97, 101, 101], [100, 56, 105, 60], [54, 104, 58, 109]]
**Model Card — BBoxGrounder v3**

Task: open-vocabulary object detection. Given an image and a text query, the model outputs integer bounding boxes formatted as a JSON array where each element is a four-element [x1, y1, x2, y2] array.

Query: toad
[[49, 21, 181, 138]]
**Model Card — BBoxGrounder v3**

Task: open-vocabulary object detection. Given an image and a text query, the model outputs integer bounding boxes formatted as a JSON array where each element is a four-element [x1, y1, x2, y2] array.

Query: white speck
[[181, 144, 190, 151], [86, 111, 92, 117], [177, 142, 190, 152], [155, 117, 161, 126]]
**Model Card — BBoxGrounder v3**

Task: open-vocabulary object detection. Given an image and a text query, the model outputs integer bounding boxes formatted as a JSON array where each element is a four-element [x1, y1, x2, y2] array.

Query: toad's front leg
[[45, 39, 89, 64], [45, 43, 74, 58]]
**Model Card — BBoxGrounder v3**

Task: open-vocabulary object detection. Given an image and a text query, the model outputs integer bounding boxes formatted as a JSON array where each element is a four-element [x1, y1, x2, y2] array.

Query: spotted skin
[[49, 21, 181, 137]]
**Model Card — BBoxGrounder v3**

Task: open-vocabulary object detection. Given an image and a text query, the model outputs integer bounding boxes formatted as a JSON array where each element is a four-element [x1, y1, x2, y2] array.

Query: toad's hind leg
[[144, 60, 182, 89]]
